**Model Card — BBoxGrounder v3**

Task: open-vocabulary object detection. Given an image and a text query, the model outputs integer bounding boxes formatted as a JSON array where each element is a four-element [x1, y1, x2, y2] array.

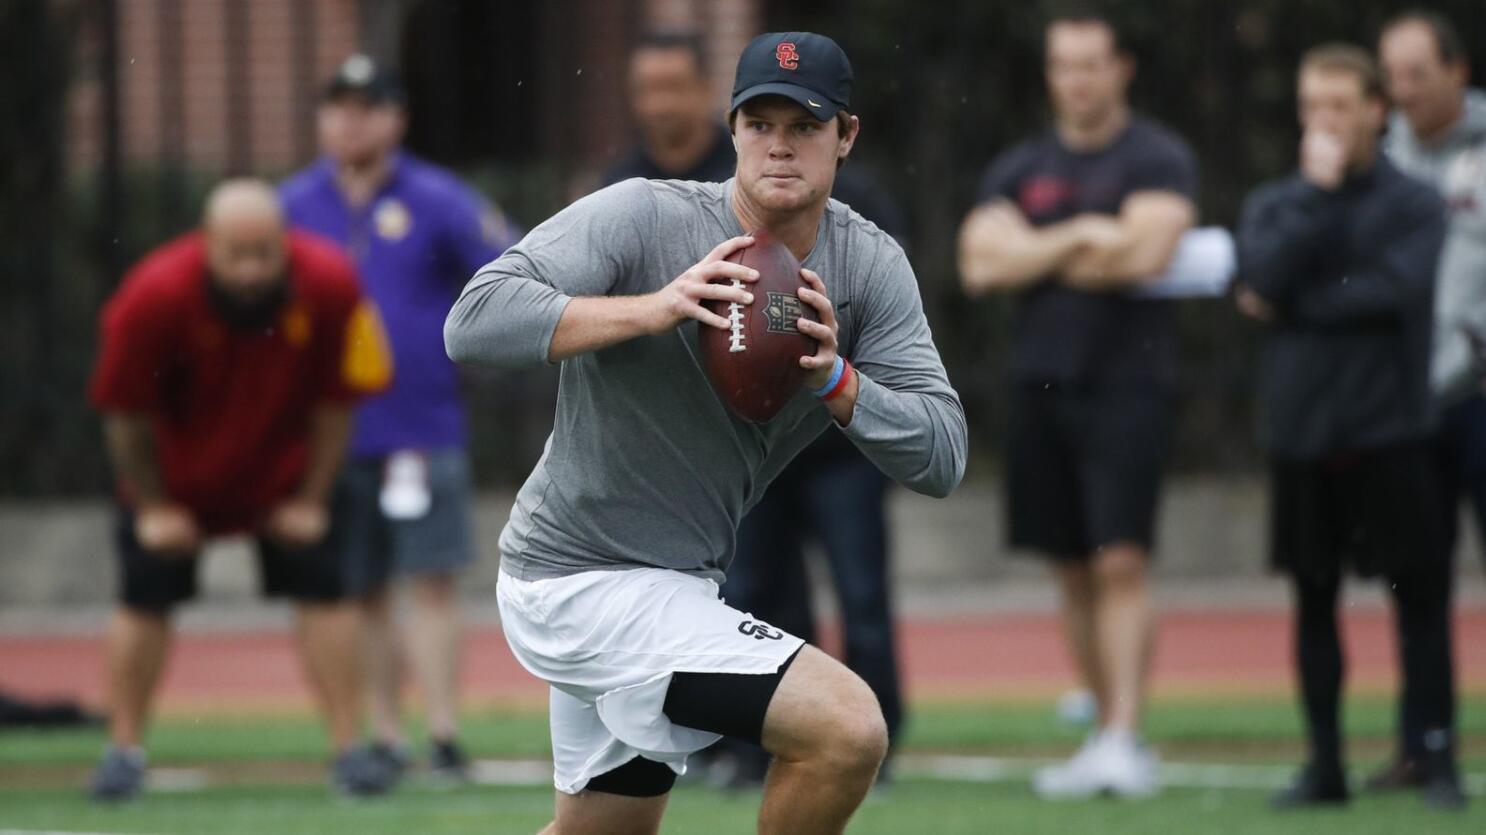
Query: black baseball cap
[[730, 32, 852, 121], [324, 54, 404, 104]]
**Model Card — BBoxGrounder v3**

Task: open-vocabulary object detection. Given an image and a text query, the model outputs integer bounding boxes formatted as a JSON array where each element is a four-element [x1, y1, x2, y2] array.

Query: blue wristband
[[811, 355, 846, 398]]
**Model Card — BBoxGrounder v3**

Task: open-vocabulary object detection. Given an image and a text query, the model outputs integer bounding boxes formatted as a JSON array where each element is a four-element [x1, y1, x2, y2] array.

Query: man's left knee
[[817, 676, 889, 774]]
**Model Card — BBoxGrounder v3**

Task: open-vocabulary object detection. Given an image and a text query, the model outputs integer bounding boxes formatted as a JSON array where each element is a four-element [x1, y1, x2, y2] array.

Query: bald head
[[201, 179, 289, 314]]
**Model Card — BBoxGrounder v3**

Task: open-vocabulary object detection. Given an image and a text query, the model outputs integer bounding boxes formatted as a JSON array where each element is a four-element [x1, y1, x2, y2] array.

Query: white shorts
[[496, 567, 804, 794]]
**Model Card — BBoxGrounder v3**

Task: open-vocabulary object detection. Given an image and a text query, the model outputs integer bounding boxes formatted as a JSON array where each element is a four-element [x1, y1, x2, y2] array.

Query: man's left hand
[[795, 268, 840, 390], [264, 498, 330, 548]]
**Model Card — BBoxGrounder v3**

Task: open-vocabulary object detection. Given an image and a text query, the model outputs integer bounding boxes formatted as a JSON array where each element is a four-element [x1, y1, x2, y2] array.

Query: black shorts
[[1269, 443, 1446, 581], [114, 507, 351, 612], [1006, 384, 1173, 559], [583, 647, 803, 798]]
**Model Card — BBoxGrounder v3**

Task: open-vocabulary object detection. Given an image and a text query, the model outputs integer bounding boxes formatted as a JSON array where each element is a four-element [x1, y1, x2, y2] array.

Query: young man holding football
[[445, 31, 965, 835]]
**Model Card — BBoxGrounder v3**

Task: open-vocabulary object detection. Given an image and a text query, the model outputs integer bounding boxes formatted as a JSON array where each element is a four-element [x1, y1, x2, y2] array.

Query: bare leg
[[360, 587, 405, 747], [295, 601, 364, 752], [544, 790, 668, 835], [758, 645, 888, 835], [1052, 562, 1107, 724], [105, 606, 173, 748], [404, 572, 461, 741], [1091, 544, 1155, 733]]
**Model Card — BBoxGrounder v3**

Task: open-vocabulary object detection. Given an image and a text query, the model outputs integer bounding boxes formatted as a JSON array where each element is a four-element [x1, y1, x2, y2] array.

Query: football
[[698, 228, 820, 423]]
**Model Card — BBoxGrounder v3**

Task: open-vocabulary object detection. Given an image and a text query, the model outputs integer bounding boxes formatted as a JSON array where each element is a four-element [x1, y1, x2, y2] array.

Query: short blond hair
[[1300, 43, 1383, 99]]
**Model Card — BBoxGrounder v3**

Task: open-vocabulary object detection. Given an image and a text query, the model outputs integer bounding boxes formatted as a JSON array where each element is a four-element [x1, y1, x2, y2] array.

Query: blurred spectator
[[1236, 44, 1462, 809], [957, 10, 1196, 798], [601, 31, 736, 187], [715, 165, 912, 788], [281, 54, 518, 783], [86, 180, 396, 801], [1376, 10, 1486, 793]]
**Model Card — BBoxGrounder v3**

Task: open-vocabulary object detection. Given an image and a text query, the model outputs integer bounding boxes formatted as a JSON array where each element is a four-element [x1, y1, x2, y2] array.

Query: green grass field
[[3, 695, 1484, 834]]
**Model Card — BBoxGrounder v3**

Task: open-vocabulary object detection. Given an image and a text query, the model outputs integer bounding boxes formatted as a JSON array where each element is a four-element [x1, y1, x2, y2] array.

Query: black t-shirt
[[601, 123, 737, 187], [977, 116, 1198, 388]]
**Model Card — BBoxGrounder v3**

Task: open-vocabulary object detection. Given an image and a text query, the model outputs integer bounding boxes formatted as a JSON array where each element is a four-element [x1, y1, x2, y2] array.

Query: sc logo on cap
[[775, 42, 799, 70]]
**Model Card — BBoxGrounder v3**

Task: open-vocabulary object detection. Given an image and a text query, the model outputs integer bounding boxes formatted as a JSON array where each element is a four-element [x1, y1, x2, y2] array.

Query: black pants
[[1273, 445, 1456, 768], [1435, 394, 1486, 569], [714, 446, 899, 774], [1292, 563, 1455, 769], [1390, 397, 1486, 758], [725, 450, 900, 737]]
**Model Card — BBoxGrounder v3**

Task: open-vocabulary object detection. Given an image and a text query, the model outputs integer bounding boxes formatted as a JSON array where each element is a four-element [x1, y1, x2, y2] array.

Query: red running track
[[2, 608, 1484, 713]]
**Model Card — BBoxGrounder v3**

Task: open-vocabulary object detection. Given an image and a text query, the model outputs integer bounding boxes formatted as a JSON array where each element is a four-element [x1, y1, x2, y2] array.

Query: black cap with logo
[[730, 32, 852, 121], [324, 54, 404, 104]]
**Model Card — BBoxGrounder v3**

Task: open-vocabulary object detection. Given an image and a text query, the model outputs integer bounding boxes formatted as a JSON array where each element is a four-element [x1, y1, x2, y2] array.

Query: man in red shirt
[[86, 180, 395, 800]]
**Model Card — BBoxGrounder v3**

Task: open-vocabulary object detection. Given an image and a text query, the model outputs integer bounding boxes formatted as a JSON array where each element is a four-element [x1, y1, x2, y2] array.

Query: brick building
[[66, 0, 761, 178]]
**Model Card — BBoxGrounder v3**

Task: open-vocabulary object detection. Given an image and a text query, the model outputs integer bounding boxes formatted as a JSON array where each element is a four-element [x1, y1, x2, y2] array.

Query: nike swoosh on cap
[[807, 99, 822, 107]]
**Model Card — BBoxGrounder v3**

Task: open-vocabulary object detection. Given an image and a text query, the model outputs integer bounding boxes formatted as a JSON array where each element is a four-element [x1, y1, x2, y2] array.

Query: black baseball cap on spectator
[[730, 32, 852, 121], [324, 54, 404, 104]]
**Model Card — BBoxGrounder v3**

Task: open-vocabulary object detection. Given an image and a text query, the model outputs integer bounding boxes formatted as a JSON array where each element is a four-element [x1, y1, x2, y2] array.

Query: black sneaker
[[88, 745, 146, 802], [1271, 763, 1350, 809], [429, 738, 470, 783], [1421, 755, 1468, 811], [332, 743, 398, 797]]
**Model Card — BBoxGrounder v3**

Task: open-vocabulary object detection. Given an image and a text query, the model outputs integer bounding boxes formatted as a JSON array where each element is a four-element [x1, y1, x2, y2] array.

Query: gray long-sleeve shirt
[[445, 178, 967, 582], [1385, 89, 1486, 405]]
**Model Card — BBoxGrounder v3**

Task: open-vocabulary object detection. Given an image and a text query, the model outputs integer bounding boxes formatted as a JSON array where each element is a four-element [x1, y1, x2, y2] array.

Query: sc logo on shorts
[[738, 620, 784, 641]]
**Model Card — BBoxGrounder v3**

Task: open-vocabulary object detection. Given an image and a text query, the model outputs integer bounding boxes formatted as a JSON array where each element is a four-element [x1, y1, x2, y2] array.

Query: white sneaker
[[1099, 732, 1160, 798], [1033, 731, 1159, 799], [1033, 734, 1103, 798]]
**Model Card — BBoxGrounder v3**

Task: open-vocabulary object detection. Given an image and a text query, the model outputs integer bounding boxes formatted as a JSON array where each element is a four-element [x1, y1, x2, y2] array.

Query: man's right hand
[[644, 236, 759, 334], [1300, 129, 1348, 191], [135, 503, 201, 557], [1235, 285, 1276, 322]]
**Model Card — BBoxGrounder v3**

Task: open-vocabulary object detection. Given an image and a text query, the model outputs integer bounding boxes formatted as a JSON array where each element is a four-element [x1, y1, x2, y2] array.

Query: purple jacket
[[282, 152, 519, 456]]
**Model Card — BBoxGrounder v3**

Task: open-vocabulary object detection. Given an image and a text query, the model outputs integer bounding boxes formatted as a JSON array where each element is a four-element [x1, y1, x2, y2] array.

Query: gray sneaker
[[369, 742, 412, 783], [332, 743, 398, 797], [88, 746, 146, 802]]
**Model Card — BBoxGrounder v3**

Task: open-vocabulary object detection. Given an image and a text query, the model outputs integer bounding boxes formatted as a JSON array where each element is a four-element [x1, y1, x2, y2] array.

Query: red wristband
[[821, 359, 853, 401]]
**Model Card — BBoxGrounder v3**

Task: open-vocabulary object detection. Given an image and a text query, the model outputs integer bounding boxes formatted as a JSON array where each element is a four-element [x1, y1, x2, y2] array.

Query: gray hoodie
[[1385, 89, 1486, 406]]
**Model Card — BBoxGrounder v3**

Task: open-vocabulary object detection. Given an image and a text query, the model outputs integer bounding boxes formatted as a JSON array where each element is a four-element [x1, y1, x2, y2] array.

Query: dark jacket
[[1239, 156, 1445, 459]]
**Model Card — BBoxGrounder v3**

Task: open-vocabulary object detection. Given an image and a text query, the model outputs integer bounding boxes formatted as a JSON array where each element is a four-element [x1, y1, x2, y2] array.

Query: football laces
[[727, 279, 747, 353]]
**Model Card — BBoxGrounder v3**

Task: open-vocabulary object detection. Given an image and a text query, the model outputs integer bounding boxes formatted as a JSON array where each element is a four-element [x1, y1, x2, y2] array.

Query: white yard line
[[898, 754, 1486, 795], [41, 757, 1483, 796], [146, 767, 210, 793], [468, 759, 552, 786], [0, 830, 156, 835]]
